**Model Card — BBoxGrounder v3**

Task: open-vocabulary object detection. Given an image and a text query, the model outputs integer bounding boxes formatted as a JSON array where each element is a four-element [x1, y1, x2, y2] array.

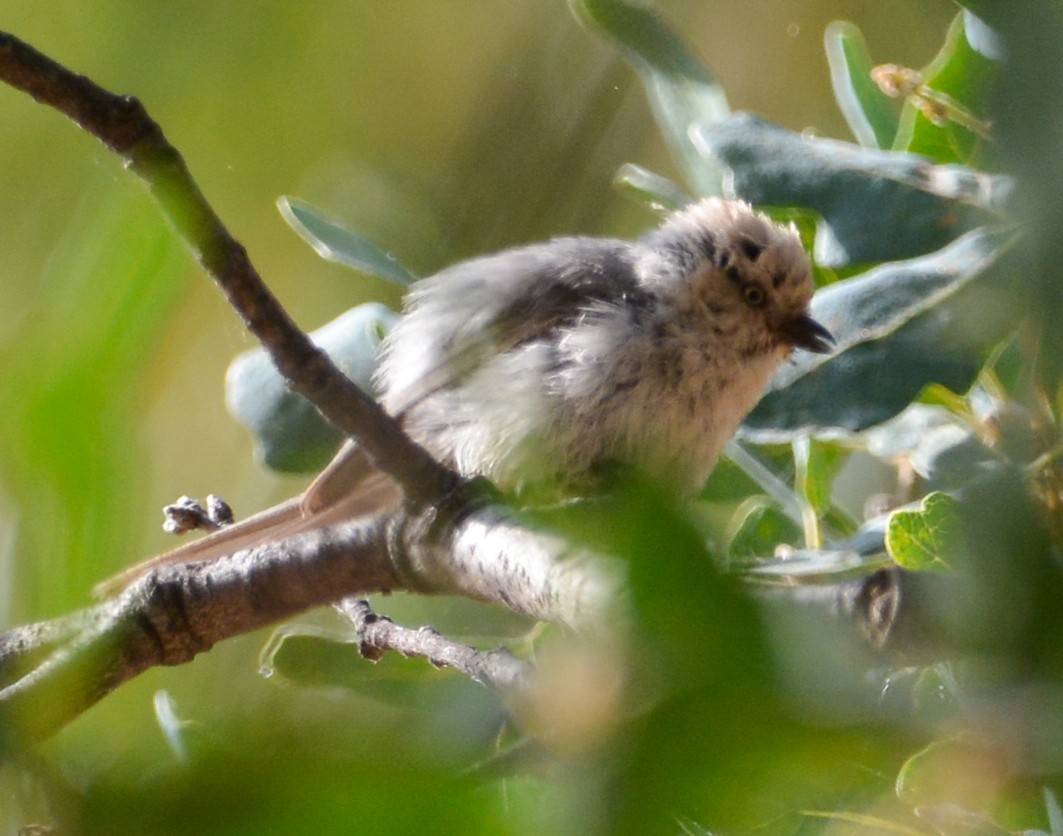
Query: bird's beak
[[784, 314, 835, 354]]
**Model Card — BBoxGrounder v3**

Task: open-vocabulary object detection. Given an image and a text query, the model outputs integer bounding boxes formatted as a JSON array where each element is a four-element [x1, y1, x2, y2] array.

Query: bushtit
[[98, 198, 832, 594]]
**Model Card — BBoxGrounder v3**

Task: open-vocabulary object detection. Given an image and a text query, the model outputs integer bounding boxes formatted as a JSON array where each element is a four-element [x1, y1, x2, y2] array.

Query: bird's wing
[[381, 237, 649, 420]]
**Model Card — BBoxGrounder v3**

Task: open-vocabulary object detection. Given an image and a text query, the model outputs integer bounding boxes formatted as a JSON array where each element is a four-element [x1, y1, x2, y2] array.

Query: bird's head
[[649, 198, 834, 358]]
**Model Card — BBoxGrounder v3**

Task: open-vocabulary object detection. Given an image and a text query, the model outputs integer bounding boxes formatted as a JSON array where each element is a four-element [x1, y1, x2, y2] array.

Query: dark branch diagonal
[[0, 30, 460, 510]]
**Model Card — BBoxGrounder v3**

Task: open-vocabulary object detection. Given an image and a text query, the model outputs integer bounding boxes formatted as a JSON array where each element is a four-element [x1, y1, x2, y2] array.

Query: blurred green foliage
[[8, 1, 1063, 835]]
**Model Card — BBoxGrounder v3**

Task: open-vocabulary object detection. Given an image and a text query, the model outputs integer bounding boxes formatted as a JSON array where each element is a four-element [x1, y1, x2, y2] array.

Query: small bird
[[98, 198, 832, 594]]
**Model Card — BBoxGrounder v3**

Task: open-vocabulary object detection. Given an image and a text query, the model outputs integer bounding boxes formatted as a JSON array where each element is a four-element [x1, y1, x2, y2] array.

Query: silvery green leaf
[[1044, 787, 1063, 836], [744, 547, 889, 582], [824, 21, 898, 149], [569, 0, 729, 196], [226, 303, 399, 473], [861, 403, 998, 490], [742, 517, 891, 580], [962, 10, 1004, 60], [742, 227, 1016, 439], [692, 113, 1007, 267], [278, 196, 417, 288]]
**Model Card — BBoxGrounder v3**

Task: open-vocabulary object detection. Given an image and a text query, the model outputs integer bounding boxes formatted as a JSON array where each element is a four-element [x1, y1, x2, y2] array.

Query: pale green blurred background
[[0, 0, 953, 612], [0, 1, 955, 830]]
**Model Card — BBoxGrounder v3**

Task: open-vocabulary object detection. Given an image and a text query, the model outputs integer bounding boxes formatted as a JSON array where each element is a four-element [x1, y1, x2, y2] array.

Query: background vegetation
[[5, 1, 1061, 834]]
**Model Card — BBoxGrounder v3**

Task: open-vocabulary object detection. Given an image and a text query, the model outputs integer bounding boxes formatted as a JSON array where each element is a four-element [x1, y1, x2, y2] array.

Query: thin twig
[[0, 30, 460, 510], [337, 598, 533, 694]]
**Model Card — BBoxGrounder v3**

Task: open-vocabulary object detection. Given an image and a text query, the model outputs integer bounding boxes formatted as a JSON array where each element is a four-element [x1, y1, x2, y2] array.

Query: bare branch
[[337, 598, 533, 694], [395, 503, 624, 630], [0, 515, 396, 747], [0, 609, 106, 690], [0, 499, 627, 744], [0, 30, 459, 510]]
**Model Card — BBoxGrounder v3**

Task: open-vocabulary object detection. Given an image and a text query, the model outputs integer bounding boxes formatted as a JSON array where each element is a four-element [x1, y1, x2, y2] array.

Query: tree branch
[[0, 515, 395, 747], [0, 30, 459, 510], [0, 501, 627, 745], [337, 598, 533, 694], [0, 498, 958, 748]]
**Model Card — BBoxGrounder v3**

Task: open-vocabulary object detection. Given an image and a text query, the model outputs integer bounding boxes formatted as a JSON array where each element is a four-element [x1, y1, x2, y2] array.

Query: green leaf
[[886, 491, 962, 571], [893, 12, 998, 164], [569, 0, 729, 196], [692, 113, 1006, 267], [726, 499, 803, 561], [794, 438, 849, 520], [742, 227, 1014, 439], [278, 196, 418, 287], [226, 303, 399, 472], [918, 383, 976, 419], [824, 21, 899, 149]]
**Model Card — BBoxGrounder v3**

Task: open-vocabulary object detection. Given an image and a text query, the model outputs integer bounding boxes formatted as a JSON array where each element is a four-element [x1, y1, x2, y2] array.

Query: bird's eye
[[742, 285, 766, 307]]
